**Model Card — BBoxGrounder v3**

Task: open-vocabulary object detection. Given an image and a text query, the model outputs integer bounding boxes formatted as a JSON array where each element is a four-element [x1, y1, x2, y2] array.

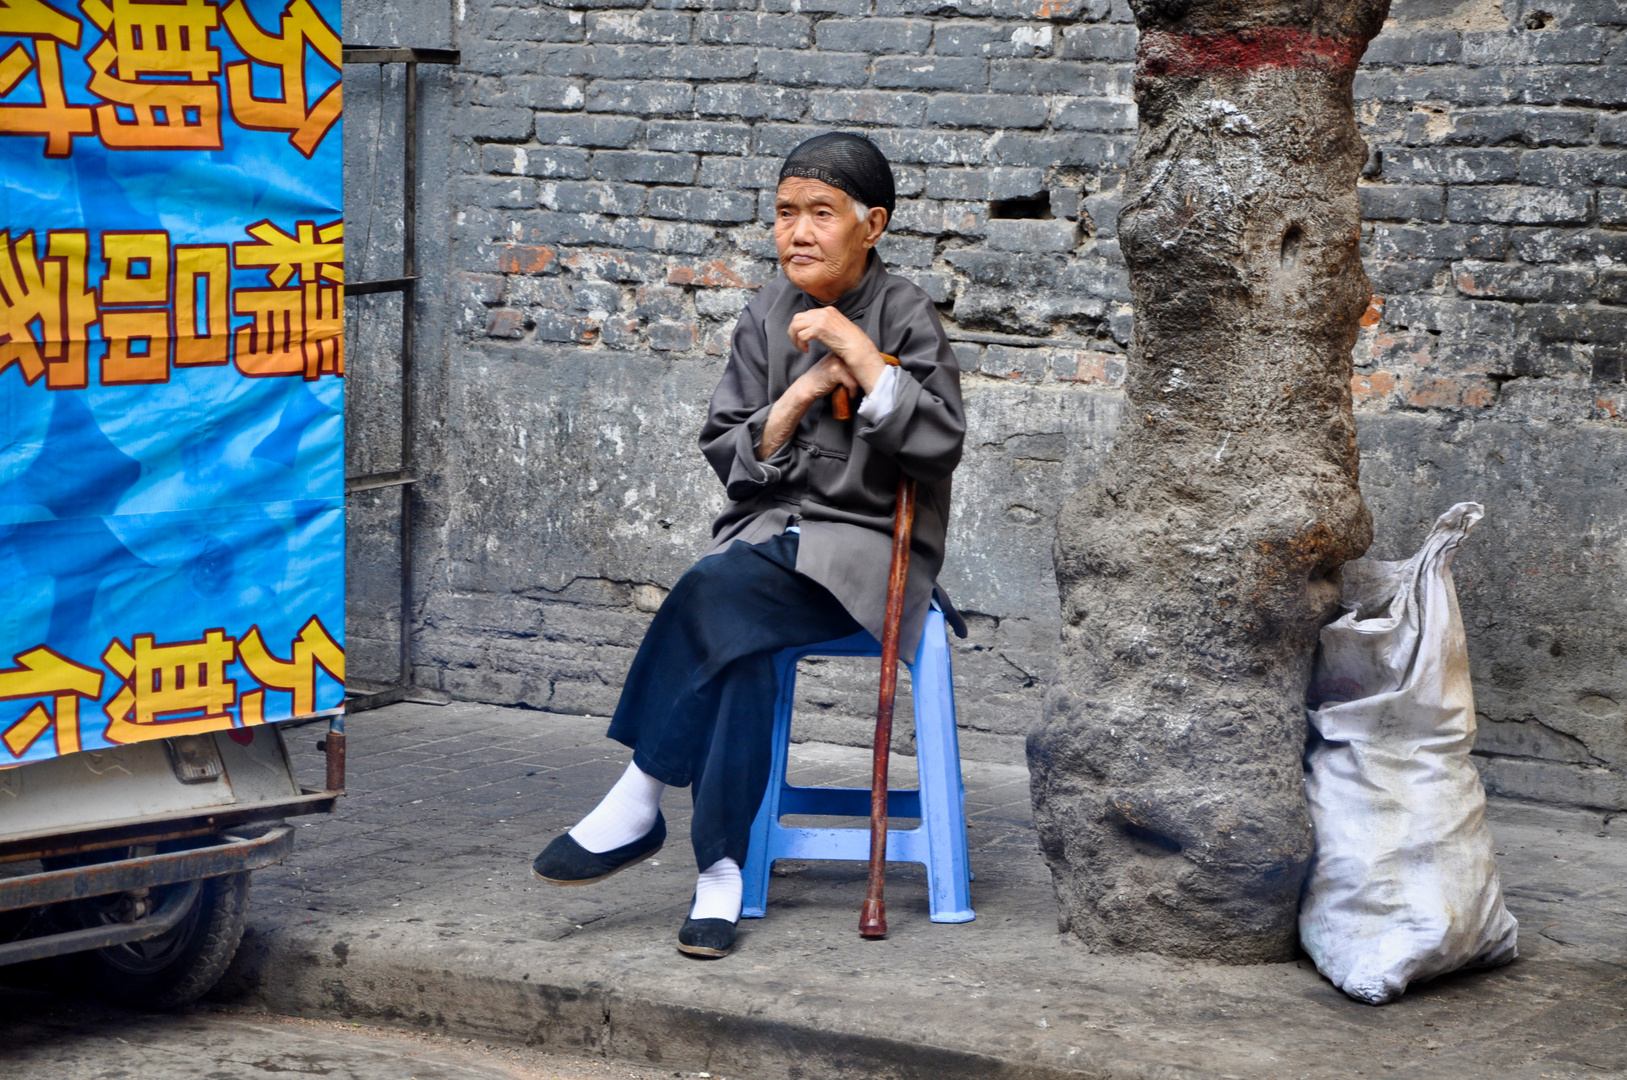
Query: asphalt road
[[0, 989, 746, 1080]]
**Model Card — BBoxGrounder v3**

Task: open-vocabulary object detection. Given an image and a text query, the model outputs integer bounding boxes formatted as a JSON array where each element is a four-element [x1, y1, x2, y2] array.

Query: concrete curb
[[227, 932, 1187, 1080]]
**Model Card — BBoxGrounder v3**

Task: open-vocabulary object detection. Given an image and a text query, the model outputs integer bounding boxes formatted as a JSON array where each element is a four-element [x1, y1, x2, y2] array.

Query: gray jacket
[[699, 253, 968, 660]]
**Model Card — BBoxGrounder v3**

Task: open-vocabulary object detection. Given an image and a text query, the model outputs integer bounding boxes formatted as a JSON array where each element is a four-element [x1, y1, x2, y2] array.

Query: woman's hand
[[788, 308, 887, 393]]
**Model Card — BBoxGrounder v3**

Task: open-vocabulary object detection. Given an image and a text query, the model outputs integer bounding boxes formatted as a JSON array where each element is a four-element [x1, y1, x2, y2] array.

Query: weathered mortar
[[343, 0, 1627, 813]]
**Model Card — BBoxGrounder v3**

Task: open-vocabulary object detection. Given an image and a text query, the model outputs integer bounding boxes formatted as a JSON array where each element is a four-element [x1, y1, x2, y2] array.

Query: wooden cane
[[844, 352, 909, 939], [860, 474, 915, 939]]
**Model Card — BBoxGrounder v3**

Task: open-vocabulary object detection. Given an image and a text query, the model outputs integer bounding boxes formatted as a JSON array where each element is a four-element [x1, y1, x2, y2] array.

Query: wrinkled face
[[774, 178, 888, 304]]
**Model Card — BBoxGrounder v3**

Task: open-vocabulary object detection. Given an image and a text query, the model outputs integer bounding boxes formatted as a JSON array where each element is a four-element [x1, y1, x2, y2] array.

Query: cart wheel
[[74, 872, 251, 1011]]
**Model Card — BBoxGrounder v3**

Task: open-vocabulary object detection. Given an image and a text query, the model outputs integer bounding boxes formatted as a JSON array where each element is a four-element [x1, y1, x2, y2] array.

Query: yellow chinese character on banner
[[0, 646, 104, 758], [102, 629, 238, 742], [0, 0, 97, 156], [220, 0, 339, 157], [82, 0, 224, 150], [232, 218, 343, 379], [98, 229, 173, 384], [238, 617, 344, 723], [0, 228, 98, 389]]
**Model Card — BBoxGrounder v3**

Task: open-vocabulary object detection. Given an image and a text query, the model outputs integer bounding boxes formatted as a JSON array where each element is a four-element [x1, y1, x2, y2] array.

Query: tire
[[74, 871, 251, 1011]]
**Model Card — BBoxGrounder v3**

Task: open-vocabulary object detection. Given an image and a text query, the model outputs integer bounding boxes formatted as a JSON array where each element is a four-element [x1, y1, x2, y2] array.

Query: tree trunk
[[1028, 0, 1388, 962]]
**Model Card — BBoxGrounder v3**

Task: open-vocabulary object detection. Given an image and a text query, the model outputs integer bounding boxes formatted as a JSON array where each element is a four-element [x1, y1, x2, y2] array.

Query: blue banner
[[0, 0, 344, 764]]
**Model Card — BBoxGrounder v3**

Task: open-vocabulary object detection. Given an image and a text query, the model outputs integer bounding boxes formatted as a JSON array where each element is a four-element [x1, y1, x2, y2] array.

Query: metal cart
[[0, 717, 344, 1008]]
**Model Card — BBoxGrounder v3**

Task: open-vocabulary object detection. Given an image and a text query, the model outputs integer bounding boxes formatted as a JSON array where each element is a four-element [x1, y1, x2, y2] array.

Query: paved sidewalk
[[226, 702, 1627, 1080]]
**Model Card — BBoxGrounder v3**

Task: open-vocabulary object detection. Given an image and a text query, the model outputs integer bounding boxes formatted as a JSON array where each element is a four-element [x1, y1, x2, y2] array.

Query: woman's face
[[773, 178, 888, 304]]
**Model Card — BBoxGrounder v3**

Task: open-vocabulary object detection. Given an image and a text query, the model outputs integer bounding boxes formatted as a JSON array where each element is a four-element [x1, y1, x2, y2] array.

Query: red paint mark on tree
[[1139, 28, 1368, 78]]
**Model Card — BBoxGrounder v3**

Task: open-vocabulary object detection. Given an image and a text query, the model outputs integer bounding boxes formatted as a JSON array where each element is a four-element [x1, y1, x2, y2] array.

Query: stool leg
[[912, 613, 974, 923], [742, 649, 799, 919]]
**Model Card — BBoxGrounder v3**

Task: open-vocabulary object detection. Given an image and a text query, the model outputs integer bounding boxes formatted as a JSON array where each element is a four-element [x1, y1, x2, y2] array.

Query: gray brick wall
[[349, 0, 1627, 812]]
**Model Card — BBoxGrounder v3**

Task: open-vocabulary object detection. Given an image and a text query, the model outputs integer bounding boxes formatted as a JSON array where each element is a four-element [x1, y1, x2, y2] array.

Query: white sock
[[568, 761, 664, 854], [689, 857, 742, 922]]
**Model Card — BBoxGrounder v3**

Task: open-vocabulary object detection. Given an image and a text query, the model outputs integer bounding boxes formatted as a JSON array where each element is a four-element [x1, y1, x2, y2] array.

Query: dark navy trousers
[[606, 532, 865, 871]]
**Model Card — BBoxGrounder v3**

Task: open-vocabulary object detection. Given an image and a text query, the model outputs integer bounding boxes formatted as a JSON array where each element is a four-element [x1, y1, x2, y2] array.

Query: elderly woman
[[532, 133, 966, 958]]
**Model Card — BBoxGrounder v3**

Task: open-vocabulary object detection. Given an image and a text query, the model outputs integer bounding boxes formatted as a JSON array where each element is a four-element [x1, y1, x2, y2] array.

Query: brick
[[1378, 148, 1518, 185], [693, 288, 754, 318], [532, 311, 600, 344], [494, 245, 559, 276], [1461, 27, 1609, 65], [874, 56, 989, 91], [486, 308, 527, 339], [483, 143, 592, 179], [991, 59, 1130, 96], [585, 79, 693, 114], [646, 120, 752, 154], [1366, 222, 1508, 260], [647, 321, 699, 350], [459, 176, 541, 209], [466, 106, 535, 141], [697, 155, 783, 189], [762, 0, 868, 13], [535, 112, 643, 147], [1365, 257, 1447, 295], [1447, 186, 1593, 225], [891, 198, 988, 236], [1060, 24, 1136, 60], [1060, 247, 1130, 300], [989, 131, 1131, 168], [1603, 114, 1627, 146], [985, 219, 1081, 252], [693, 83, 808, 120], [982, 343, 1046, 381], [1454, 260, 1596, 303], [697, 11, 810, 46], [571, 281, 622, 311], [817, 19, 931, 53], [1525, 304, 1627, 343], [589, 150, 698, 183], [472, 75, 586, 113], [757, 49, 870, 87], [753, 123, 835, 157], [1429, 107, 1596, 148], [934, 22, 1056, 58], [875, 234, 935, 267], [643, 45, 757, 79], [1360, 30, 1461, 66], [665, 257, 778, 288], [488, 9, 588, 43], [945, 248, 1061, 287], [646, 187, 758, 222], [812, 90, 928, 127], [1511, 227, 1627, 264], [540, 181, 647, 215], [1359, 183, 1446, 222], [1050, 97, 1136, 132], [535, 44, 652, 79], [1054, 349, 1126, 386], [1519, 150, 1627, 189], [585, 11, 691, 43], [1082, 188, 1123, 236], [868, 128, 988, 165], [1601, 189, 1627, 227], [927, 93, 1049, 129], [924, 168, 990, 200]]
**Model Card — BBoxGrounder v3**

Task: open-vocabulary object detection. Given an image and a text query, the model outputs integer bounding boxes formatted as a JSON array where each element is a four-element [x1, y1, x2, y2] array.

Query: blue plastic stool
[[741, 606, 974, 923]]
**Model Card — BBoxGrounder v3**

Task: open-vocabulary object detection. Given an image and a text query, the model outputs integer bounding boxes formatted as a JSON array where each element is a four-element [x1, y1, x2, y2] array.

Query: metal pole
[[398, 61, 418, 690]]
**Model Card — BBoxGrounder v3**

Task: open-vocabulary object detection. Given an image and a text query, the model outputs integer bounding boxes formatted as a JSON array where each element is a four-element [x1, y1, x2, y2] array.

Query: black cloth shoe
[[532, 812, 666, 885], [677, 915, 738, 958]]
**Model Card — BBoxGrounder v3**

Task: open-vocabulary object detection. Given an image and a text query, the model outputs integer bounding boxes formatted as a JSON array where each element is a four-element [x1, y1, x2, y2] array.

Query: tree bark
[[1028, 0, 1388, 962]]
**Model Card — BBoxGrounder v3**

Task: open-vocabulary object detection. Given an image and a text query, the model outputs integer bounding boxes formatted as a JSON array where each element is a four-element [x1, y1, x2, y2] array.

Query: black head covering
[[779, 132, 896, 223]]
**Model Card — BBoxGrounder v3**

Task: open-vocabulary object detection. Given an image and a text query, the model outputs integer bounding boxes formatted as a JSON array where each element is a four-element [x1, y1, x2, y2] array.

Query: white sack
[[1299, 502, 1518, 1005]]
